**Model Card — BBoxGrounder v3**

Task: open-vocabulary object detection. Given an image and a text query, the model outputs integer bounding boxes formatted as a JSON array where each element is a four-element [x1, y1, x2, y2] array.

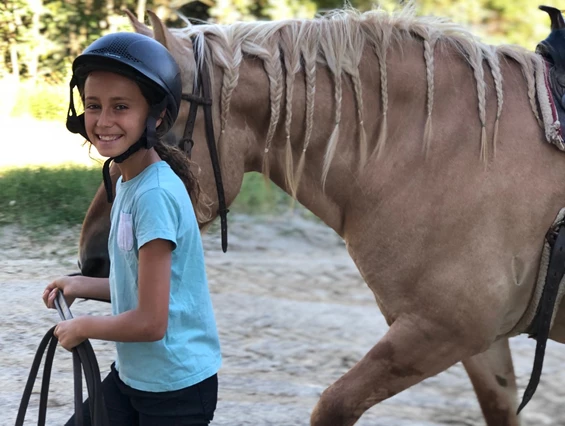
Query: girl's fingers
[[43, 288, 58, 309], [50, 289, 58, 308], [42, 289, 51, 307]]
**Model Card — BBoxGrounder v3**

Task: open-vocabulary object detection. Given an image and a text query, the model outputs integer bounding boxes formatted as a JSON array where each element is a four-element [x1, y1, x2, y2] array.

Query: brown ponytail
[[153, 142, 206, 219]]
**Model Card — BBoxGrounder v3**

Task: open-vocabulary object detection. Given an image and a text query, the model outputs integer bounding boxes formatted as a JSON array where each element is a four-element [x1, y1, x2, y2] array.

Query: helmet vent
[[90, 39, 141, 63]]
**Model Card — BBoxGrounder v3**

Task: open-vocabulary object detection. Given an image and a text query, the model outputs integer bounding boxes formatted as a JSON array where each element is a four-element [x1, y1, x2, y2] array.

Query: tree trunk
[[137, 0, 146, 23], [0, 45, 6, 77], [106, 0, 118, 33], [10, 43, 19, 81], [27, 0, 42, 82]]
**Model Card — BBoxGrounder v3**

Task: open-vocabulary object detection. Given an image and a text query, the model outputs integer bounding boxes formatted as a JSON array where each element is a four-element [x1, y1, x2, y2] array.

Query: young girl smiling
[[42, 31, 221, 425]]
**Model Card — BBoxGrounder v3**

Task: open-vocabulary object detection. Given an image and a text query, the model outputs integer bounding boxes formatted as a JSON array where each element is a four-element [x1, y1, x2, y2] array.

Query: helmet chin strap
[[102, 101, 166, 203]]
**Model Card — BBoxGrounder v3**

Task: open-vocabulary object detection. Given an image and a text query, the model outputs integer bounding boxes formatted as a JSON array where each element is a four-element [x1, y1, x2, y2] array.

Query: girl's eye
[[85, 104, 99, 110], [115, 105, 128, 110]]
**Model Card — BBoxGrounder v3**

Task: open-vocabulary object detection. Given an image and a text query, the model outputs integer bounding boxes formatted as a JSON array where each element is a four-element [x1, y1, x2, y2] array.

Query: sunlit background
[[1, 0, 561, 165], [0, 0, 562, 228]]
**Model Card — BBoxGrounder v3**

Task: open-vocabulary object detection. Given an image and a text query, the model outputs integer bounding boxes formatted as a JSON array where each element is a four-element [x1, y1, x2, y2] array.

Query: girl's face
[[83, 71, 150, 158]]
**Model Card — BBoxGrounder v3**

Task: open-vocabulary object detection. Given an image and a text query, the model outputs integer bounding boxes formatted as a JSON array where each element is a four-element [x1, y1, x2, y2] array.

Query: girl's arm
[[72, 238, 172, 343], [44, 275, 111, 308]]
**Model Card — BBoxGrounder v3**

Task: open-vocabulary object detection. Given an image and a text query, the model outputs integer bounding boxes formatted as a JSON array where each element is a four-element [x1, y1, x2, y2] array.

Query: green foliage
[[261, 0, 317, 20], [10, 79, 68, 120], [0, 165, 102, 230], [231, 172, 292, 214], [3, 0, 565, 118], [2, 0, 565, 81], [0, 168, 295, 232]]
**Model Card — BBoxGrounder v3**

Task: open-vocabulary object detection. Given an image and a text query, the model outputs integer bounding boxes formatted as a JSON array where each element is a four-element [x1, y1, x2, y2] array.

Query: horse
[[77, 4, 565, 425]]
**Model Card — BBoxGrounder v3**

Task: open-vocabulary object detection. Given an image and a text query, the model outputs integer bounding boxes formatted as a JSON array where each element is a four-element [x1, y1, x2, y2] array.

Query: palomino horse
[[78, 4, 565, 425]]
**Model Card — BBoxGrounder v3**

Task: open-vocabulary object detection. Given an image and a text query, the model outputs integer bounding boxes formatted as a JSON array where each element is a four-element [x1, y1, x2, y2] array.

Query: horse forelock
[[172, 3, 546, 194]]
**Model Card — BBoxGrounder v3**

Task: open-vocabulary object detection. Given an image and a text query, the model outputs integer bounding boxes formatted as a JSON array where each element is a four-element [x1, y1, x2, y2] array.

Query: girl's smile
[[95, 134, 124, 149]]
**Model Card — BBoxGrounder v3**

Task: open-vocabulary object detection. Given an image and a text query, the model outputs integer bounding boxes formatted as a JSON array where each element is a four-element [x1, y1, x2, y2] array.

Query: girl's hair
[[153, 142, 202, 215]]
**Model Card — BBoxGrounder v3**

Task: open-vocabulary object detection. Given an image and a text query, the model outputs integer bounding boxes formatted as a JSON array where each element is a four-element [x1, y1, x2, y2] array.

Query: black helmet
[[66, 32, 183, 203], [67, 31, 182, 140]]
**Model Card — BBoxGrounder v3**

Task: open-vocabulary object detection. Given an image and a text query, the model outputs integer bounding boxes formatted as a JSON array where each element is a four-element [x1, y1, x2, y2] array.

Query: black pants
[[65, 363, 218, 426]]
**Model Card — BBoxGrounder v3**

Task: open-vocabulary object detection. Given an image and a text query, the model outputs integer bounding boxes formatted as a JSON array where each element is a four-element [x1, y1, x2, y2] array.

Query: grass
[[0, 164, 101, 231], [0, 166, 298, 234], [230, 172, 293, 214]]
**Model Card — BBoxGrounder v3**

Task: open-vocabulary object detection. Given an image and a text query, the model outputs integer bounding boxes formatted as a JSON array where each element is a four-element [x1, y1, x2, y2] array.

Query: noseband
[[180, 35, 229, 253]]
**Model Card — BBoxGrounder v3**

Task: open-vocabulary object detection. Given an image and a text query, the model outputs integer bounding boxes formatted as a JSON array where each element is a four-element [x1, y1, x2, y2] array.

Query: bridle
[[179, 35, 229, 253]]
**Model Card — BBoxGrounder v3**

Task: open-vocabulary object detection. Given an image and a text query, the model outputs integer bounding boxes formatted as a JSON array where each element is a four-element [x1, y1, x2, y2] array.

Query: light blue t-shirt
[[108, 160, 221, 392]]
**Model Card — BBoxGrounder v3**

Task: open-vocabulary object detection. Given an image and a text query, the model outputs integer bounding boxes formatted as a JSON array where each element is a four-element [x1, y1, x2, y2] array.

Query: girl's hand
[[54, 318, 86, 351], [42, 276, 78, 309]]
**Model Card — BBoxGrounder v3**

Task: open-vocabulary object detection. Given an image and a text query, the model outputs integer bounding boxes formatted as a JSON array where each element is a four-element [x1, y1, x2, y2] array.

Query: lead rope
[[15, 280, 109, 426]]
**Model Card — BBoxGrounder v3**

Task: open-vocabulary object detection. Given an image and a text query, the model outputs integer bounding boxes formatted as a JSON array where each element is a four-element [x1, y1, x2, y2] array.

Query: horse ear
[[147, 10, 191, 51], [123, 9, 153, 37], [539, 5, 565, 31]]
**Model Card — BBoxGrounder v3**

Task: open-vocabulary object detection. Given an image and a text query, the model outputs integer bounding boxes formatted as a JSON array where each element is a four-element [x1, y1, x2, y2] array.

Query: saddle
[[538, 6, 565, 147]]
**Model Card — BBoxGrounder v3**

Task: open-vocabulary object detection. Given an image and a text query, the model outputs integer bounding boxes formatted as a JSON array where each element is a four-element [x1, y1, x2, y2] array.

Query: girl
[[42, 31, 221, 426]]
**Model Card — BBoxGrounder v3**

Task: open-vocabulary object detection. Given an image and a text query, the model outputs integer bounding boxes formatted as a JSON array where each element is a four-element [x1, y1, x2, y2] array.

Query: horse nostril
[[80, 256, 110, 278]]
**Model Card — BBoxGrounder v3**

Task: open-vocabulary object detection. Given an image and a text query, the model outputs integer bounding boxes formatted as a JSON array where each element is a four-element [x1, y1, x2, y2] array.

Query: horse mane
[[174, 3, 551, 193]]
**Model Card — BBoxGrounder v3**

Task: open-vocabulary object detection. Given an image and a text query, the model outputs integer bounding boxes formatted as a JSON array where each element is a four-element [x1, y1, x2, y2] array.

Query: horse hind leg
[[310, 315, 489, 426], [462, 337, 521, 426]]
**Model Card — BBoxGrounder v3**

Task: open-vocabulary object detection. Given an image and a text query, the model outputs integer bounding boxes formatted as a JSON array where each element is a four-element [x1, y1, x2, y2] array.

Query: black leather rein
[[180, 35, 229, 253], [16, 280, 109, 426]]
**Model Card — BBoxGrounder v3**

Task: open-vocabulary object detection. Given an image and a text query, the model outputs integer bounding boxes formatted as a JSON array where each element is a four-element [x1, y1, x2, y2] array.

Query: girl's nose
[[97, 109, 113, 127]]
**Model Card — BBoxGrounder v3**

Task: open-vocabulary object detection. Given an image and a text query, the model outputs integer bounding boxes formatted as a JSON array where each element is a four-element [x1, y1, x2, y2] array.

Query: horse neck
[[221, 28, 542, 237], [225, 46, 391, 236], [224, 33, 435, 233]]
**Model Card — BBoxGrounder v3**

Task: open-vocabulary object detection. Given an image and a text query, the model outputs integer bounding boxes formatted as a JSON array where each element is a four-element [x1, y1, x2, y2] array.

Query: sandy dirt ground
[[2, 213, 565, 426]]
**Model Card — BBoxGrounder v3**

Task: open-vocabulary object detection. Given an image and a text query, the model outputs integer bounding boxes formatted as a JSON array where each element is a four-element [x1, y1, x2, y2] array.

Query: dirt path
[[1, 214, 563, 425]]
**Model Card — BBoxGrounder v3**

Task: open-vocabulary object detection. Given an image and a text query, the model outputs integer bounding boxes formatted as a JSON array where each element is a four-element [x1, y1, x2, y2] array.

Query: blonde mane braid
[[178, 2, 549, 191], [239, 36, 284, 179], [497, 45, 542, 127], [449, 35, 489, 162], [204, 30, 243, 163], [341, 14, 367, 170], [280, 23, 302, 196], [362, 14, 393, 159], [294, 22, 318, 193], [422, 34, 438, 157], [474, 44, 488, 163], [484, 46, 504, 156], [456, 38, 487, 162], [406, 23, 435, 157], [319, 18, 347, 187]]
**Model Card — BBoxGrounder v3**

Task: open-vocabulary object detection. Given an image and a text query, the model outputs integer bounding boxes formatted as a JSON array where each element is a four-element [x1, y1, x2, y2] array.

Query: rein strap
[[181, 36, 229, 253], [16, 289, 109, 426]]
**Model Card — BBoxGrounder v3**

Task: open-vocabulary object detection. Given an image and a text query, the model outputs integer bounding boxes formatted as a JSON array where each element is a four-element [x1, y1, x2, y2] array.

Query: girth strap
[[518, 223, 565, 413]]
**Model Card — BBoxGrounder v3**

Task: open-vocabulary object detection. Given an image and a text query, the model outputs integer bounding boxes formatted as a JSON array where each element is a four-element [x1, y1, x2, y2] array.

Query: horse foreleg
[[310, 316, 486, 426], [462, 337, 520, 426]]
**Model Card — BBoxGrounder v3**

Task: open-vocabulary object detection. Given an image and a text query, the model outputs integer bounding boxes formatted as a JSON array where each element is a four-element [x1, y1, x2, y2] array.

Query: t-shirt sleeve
[[134, 188, 179, 250]]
